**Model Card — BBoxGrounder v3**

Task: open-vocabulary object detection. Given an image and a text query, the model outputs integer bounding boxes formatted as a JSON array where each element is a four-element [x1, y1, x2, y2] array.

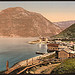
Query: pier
[[4, 52, 55, 74], [17, 61, 43, 74]]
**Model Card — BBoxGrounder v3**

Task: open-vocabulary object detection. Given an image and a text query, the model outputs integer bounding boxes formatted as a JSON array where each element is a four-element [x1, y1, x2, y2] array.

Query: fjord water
[[0, 37, 47, 71]]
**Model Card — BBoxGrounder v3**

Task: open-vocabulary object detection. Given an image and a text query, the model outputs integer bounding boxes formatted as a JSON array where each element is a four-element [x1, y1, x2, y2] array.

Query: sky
[[0, 1, 75, 22]]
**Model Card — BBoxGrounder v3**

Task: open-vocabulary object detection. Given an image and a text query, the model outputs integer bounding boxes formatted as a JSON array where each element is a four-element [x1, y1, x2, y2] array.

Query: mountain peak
[[0, 7, 61, 37], [1, 7, 29, 13]]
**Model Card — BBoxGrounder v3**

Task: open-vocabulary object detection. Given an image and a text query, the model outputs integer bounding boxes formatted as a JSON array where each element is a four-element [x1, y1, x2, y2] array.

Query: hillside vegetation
[[51, 58, 75, 74], [53, 24, 75, 38]]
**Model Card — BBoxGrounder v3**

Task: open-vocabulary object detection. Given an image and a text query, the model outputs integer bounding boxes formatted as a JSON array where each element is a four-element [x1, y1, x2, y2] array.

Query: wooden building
[[57, 50, 69, 59], [69, 52, 75, 58], [57, 48, 75, 60], [47, 43, 59, 52]]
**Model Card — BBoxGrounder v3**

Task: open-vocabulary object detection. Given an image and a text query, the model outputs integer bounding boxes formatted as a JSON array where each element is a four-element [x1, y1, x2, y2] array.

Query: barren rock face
[[0, 7, 61, 37]]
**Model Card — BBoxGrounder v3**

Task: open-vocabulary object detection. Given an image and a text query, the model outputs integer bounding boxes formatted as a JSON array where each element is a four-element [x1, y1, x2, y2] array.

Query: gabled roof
[[47, 43, 59, 47], [64, 48, 72, 53], [58, 47, 75, 54]]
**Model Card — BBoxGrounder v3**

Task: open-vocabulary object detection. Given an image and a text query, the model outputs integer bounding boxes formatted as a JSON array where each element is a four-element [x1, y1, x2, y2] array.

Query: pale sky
[[0, 1, 75, 22]]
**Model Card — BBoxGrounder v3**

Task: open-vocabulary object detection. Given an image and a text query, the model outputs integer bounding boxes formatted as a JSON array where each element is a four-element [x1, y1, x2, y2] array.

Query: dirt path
[[17, 61, 43, 74], [45, 63, 61, 74], [34, 65, 48, 74], [30, 63, 61, 74]]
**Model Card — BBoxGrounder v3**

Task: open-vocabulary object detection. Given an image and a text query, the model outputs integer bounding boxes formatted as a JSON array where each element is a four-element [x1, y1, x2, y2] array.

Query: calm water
[[0, 37, 47, 71]]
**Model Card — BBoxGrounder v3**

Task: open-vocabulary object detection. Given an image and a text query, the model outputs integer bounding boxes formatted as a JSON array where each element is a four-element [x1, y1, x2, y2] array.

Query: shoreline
[[4, 52, 55, 74], [0, 37, 47, 73], [0, 36, 39, 38], [11, 52, 55, 67]]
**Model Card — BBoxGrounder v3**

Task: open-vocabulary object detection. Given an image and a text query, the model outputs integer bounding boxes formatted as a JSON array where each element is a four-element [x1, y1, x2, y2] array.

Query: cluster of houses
[[39, 37, 48, 43], [47, 39, 75, 60]]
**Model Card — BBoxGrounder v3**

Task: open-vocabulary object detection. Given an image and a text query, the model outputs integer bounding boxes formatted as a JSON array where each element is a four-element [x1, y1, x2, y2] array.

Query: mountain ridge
[[0, 7, 62, 37], [53, 23, 75, 38], [53, 20, 75, 30]]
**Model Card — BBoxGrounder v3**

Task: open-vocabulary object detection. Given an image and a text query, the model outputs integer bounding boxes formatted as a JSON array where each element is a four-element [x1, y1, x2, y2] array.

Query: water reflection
[[0, 38, 47, 71]]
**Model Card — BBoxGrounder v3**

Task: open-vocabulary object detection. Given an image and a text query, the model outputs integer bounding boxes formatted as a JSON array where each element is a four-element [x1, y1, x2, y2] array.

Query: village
[[3, 37, 75, 74], [41, 37, 75, 60]]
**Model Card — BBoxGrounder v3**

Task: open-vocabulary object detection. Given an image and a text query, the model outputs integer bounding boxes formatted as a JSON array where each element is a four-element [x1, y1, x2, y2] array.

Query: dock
[[4, 52, 55, 74]]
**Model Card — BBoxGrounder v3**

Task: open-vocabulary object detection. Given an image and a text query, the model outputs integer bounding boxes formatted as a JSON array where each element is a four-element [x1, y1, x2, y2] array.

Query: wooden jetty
[[5, 57, 43, 74], [4, 53, 55, 74], [17, 61, 43, 74]]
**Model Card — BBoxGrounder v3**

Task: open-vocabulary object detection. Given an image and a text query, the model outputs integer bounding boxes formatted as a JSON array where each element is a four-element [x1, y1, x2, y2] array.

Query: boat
[[36, 51, 45, 55]]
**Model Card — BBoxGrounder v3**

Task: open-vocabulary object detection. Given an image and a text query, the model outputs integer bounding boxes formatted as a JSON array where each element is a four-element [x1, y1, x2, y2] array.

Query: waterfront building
[[47, 43, 59, 52], [47, 43, 67, 53], [39, 37, 48, 43]]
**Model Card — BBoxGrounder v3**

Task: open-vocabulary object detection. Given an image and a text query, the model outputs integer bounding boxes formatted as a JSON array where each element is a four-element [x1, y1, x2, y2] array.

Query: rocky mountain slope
[[0, 7, 61, 37], [53, 20, 75, 30], [53, 23, 75, 38]]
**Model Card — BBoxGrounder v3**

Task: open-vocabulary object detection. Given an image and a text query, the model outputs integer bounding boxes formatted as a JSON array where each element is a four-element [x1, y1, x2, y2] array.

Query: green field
[[51, 58, 75, 74]]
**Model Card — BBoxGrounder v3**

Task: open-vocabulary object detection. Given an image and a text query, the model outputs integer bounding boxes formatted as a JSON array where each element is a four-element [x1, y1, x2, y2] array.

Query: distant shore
[[0, 36, 39, 38]]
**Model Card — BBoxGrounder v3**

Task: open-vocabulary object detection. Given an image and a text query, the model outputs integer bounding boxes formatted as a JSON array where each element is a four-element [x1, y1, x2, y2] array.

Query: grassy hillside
[[51, 58, 75, 74], [53, 24, 75, 38]]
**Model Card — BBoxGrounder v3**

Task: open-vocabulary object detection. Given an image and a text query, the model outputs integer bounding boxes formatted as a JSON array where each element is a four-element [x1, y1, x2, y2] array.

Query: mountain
[[53, 24, 75, 38], [53, 20, 75, 30], [0, 7, 61, 37]]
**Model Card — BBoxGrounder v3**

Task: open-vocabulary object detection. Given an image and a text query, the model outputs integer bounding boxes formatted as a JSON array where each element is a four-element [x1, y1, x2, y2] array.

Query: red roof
[[47, 43, 59, 47]]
